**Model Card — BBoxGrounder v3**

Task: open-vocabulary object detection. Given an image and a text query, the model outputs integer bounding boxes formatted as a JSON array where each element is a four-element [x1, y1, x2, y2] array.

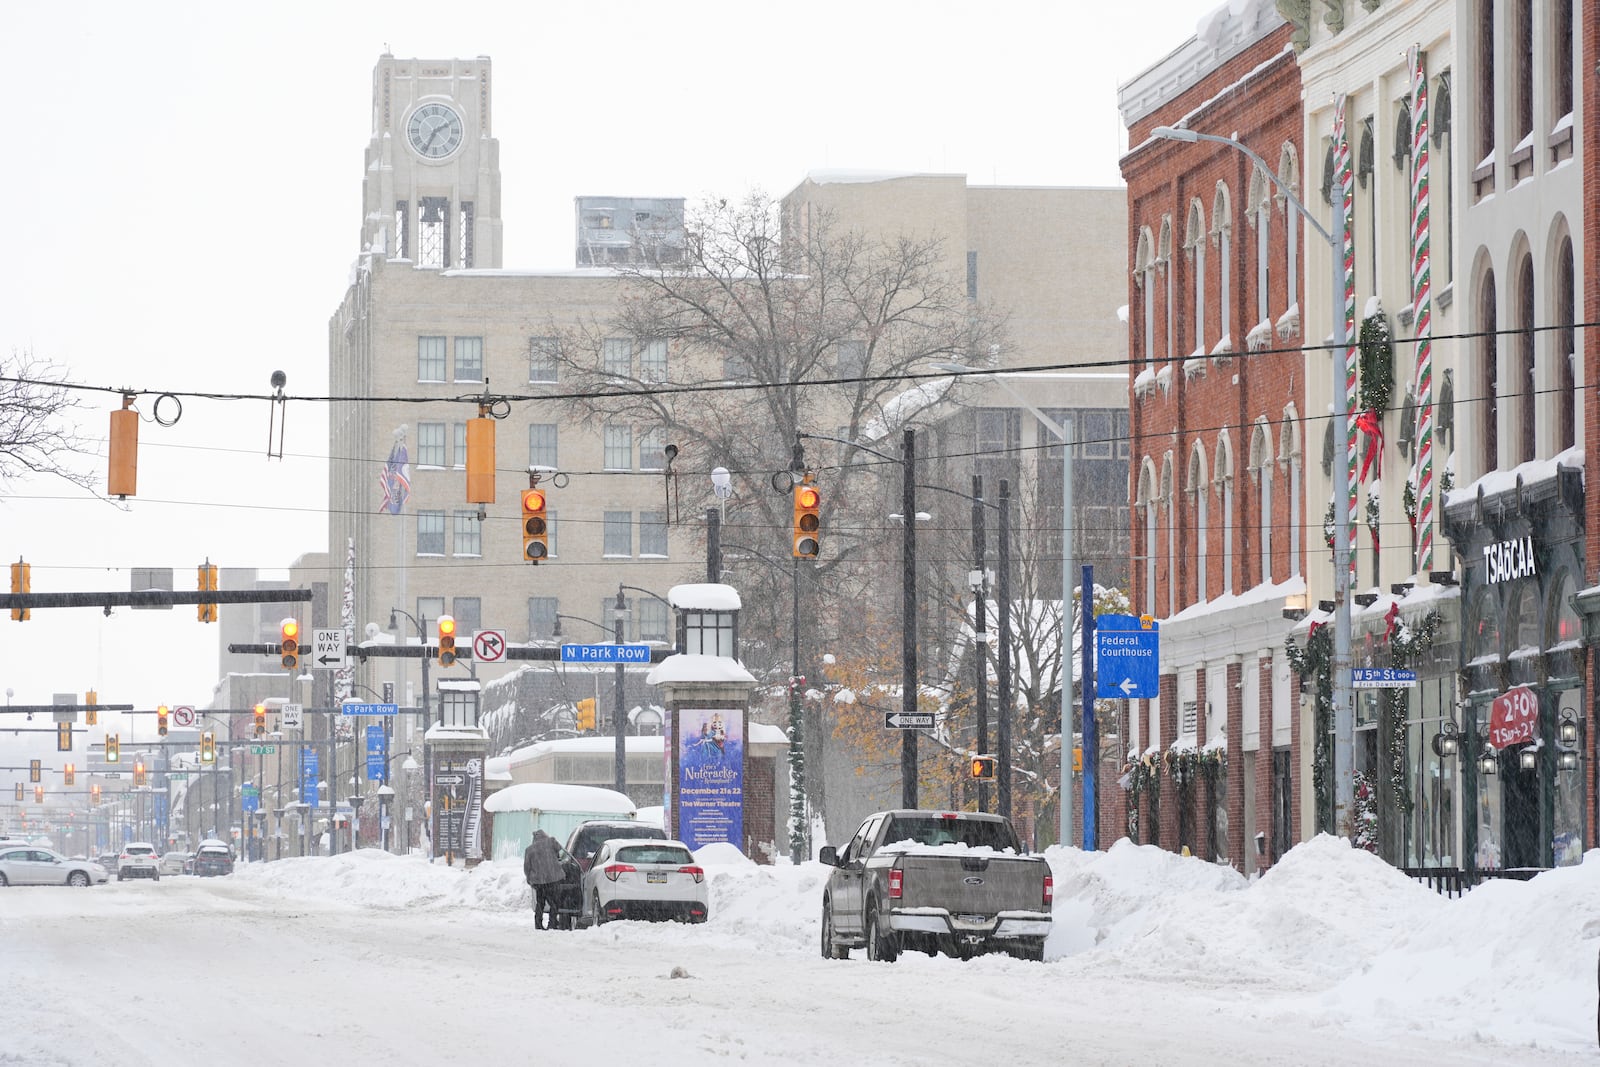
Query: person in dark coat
[[523, 829, 565, 930]]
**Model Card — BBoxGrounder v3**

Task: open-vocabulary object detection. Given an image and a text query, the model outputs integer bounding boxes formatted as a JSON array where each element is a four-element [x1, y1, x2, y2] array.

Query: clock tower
[[360, 54, 503, 269]]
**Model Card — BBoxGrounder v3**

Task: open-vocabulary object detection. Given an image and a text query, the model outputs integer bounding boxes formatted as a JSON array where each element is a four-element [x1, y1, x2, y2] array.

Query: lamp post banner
[[1489, 686, 1538, 749], [676, 708, 743, 853]]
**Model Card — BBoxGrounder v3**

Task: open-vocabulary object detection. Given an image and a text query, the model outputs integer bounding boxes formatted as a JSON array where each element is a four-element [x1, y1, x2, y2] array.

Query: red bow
[[1383, 602, 1401, 639], [1308, 620, 1324, 640], [1356, 410, 1384, 481]]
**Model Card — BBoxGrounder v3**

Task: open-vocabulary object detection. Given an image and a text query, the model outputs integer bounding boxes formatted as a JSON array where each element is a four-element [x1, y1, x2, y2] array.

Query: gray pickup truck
[[818, 809, 1053, 962]]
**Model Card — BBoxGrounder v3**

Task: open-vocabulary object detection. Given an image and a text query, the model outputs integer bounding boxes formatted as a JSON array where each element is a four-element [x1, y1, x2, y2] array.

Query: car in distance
[[580, 839, 708, 925], [564, 820, 667, 874], [117, 842, 161, 881], [97, 852, 118, 871], [159, 851, 193, 876], [0, 845, 109, 887], [192, 840, 234, 877]]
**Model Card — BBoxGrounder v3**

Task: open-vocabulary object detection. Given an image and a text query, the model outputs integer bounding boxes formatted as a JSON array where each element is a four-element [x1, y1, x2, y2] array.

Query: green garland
[[1382, 609, 1442, 821], [1357, 308, 1393, 415], [1285, 623, 1334, 833]]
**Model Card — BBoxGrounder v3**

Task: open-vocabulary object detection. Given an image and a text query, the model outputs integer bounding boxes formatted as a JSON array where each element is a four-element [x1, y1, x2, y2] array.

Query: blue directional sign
[[560, 643, 652, 664], [366, 725, 386, 780], [300, 749, 319, 808], [241, 784, 260, 813], [340, 702, 399, 716], [1095, 614, 1160, 699]]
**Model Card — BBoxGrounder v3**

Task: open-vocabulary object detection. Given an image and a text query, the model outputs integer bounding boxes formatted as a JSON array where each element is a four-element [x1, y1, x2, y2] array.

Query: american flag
[[378, 440, 410, 515]]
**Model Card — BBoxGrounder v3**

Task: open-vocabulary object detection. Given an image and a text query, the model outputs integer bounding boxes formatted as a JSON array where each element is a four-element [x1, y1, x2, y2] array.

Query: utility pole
[[996, 480, 1014, 820], [971, 475, 989, 813], [901, 428, 919, 809]]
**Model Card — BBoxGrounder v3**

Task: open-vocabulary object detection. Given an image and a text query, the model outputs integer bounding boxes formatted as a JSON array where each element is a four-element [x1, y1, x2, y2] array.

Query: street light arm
[[1149, 126, 1336, 248], [796, 430, 901, 467], [617, 584, 672, 609]]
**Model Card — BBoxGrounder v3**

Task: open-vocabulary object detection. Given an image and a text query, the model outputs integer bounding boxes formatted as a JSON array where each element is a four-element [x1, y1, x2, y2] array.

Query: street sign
[[434, 773, 464, 786], [250, 745, 276, 755], [340, 702, 399, 717], [172, 705, 196, 728], [241, 784, 260, 813], [101, 771, 122, 779], [472, 629, 507, 663], [560, 643, 651, 664], [281, 703, 303, 730], [365, 725, 385, 780], [883, 712, 935, 729], [1351, 668, 1419, 689], [313, 628, 348, 669], [1095, 614, 1160, 699]]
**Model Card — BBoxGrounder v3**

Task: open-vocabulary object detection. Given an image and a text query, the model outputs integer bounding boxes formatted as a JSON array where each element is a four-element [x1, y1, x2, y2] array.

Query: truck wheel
[[820, 900, 849, 960], [864, 904, 898, 963], [1014, 940, 1045, 963]]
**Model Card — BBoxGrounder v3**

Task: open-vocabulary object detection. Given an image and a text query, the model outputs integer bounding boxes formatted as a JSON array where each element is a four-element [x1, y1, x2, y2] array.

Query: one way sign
[[313, 628, 348, 670]]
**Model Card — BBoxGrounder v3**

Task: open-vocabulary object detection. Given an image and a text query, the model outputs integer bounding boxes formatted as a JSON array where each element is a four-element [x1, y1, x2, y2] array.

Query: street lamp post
[[615, 583, 672, 799], [1150, 124, 1354, 837]]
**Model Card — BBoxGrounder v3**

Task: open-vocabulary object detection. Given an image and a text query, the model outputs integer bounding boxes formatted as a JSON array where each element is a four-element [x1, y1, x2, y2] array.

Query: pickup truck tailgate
[[894, 853, 1046, 915]]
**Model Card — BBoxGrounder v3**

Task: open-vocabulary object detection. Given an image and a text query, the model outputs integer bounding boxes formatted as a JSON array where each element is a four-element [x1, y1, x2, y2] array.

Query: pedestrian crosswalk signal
[[792, 482, 821, 558], [970, 756, 997, 781], [521, 488, 549, 562]]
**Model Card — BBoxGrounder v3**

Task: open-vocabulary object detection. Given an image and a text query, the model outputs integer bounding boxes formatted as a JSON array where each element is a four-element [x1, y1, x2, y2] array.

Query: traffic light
[[29, 759, 40, 783], [793, 481, 821, 558], [33, 785, 43, 804], [575, 697, 596, 732], [108, 394, 139, 499], [197, 562, 219, 623], [467, 412, 496, 504], [437, 615, 457, 667], [521, 487, 548, 562], [91, 784, 101, 804], [63, 763, 75, 787], [157, 705, 170, 736], [13, 783, 21, 801], [9, 557, 29, 621], [201, 731, 216, 763], [105, 734, 120, 763], [85, 689, 98, 726], [133, 760, 147, 787], [279, 618, 300, 670], [253, 704, 266, 738], [970, 755, 997, 781], [56, 722, 72, 751]]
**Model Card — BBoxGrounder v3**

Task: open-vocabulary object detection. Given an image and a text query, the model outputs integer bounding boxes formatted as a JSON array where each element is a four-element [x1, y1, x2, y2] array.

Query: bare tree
[[0, 350, 93, 490]]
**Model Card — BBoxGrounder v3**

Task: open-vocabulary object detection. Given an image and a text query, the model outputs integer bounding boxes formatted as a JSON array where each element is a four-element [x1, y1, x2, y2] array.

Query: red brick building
[[1115, 8, 1305, 873]]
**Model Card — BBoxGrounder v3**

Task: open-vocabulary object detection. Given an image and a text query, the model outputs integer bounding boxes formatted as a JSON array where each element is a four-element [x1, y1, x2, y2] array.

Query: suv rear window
[[572, 824, 664, 859], [125, 846, 155, 856], [615, 845, 692, 865]]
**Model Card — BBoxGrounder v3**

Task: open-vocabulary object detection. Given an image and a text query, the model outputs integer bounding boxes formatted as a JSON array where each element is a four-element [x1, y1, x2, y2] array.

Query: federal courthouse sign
[[1482, 535, 1537, 584]]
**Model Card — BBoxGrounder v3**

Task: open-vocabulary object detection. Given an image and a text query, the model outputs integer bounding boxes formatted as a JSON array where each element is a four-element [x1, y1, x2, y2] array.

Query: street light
[[387, 608, 432, 727], [1149, 123, 1355, 838], [615, 584, 671, 798]]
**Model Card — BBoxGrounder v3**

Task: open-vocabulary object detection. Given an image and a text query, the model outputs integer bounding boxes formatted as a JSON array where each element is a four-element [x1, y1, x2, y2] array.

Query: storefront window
[[1551, 687, 1584, 866], [1468, 588, 1500, 665], [1508, 580, 1539, 654], [1546, 572, 1581, 651], [1471, 698, 1503, 871], [1405, 676, 1459, 867]]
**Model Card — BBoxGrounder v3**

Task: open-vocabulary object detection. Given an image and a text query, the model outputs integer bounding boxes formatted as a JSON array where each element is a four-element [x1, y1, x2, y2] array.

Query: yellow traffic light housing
[[970, 755, 997, 781], [56, 722, 72, 751], [467, 411, 496, 504], [91, 784, 101, 804], [198, 562, 219, 623], [63, 763, 75, 787], [438, 615, 458, 667], [575, 697, 596, 732], [33, 785, 43, 804], [521, 487, 548, 562], [13, 783, 21, 801], [108, 393, 139, 499], [29, 759, 41, 783], [157, 705, 170, 737], [793, 481, 821, 558], [253, 704, 267, 738], [105, 734, 120, 763], [279, 618, 300, 670], [9, 558, 30, 621], [86, 689, 98, 726], [201, 731, 216, 763], [133, 760, 147, 787]]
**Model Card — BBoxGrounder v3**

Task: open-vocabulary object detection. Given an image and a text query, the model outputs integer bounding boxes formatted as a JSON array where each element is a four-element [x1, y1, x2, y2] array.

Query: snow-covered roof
[[646, 654, 757, 686], [437, 679, 481, 692], [668, 583, 741, 611], [423, 724, 486, 742], [482, 782, 636, 815], [484, 756, 512, 783], [507, 735, 665, 768], [1443, 446, 1583, 508]]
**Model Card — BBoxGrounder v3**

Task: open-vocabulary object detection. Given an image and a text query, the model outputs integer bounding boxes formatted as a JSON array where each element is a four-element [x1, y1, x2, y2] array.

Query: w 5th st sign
[[1482, 535, 1537, 584]]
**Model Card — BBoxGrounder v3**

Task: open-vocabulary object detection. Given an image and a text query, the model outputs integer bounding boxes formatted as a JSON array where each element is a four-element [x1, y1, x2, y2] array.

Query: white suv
[[117, 842, 160, 881]]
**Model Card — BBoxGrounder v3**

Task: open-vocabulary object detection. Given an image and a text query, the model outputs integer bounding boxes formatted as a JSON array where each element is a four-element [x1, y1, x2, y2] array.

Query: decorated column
[[1333, 96, 1359, 581], [1408, 45, 1436, 575]]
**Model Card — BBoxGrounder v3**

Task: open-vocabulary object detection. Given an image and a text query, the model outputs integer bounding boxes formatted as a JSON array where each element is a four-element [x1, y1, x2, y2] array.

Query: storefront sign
[[1489, 685, 1538, 748], [1482, 535, 1537, 584]]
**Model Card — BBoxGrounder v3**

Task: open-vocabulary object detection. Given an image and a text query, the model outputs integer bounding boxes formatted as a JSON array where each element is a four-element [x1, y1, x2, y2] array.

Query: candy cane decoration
[[1334, 97, 1358, 579], [1409, 46, 1435, 574]]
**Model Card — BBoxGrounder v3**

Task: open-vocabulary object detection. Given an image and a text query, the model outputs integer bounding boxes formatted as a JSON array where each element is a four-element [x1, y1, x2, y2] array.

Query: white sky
[[0, 0, 1214, 769]]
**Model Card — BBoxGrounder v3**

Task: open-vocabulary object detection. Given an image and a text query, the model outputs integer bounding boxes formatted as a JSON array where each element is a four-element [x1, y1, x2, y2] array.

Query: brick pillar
[[1226, 659, 1244, 868], [1191, 666, 1207, 857], [1159, 672, 1178, 849], [1256, 652, 1275, 867]]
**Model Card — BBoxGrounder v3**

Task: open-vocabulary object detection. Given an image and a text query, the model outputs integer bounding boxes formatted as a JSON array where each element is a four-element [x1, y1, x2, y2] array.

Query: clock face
[[406, 102, 464, 160]]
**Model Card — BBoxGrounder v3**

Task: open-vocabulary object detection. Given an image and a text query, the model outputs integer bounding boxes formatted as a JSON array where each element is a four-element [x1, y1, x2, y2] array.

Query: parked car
[[192, 840, 234, 877], [818, 810, 1053, 963], [97, 852, 117, 871], [579, 839, 708, 925], [117, 842, 160, 881], [159, 851, 193, 876], [0, 845, 109, 887], [565, 820, 667, 874]]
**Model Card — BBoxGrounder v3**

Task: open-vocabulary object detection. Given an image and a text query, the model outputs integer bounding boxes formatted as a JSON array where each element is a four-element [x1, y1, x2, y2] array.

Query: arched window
[[1279, 144, 1300, 316], [1479, 268, 1498, 474], [1215, 433, 1235, 595], [1162, 452, 1176, 617], [1469, 586, 1500, 663], [1546, 571, 1580, 649], [1137, 459, 1160, 616], [1188, 444, 1209, 605], [1555, 235, 1575, 451], [1250, 420, 1275, 584], [1159, 217, 1174, 367], [1185, 200, 1206, 354], [1508, 580, 1539, 653], [1280, 407, 1303, 578], [1514, 250, 1535, 462], [1249, 167, 1272, 331], [1136, 227, 1157, 368], [1212, 182, 1232, 351]]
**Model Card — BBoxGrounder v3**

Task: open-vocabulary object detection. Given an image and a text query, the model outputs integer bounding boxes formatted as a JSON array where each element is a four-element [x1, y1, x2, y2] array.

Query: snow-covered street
[[3, 838, 1596, 1066]]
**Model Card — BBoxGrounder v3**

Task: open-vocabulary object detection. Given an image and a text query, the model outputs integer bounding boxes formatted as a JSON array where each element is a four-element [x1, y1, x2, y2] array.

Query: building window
[[418, 336, 447, 381], [639, 511, 668, 557], [529, 338, 559, 383], [603, 337, 632, 377], [1479, 269, 1499, 473], [452, 422, 467, 469], [603, 425, 633, 470], [528, 596, 558, 641], [638, 428, 667, 471], [418, 597, 445, 628], [966, 251, 978, 299], [1252, 170, 1271, 325], [1280, 145, 1299, 313], [451, 597, 482, 636], [458, 202, 475, 269], [1115, 411, 1131, 460], [417, 511, 446, 556], [1477, 1, 1496, 181], [1213, 183, 1232, 347], [683, 610, 733, 657], [454, 336, 484, 382], [529, 424, 558, 470], [639, 339, 668, 382], [723, 351, 751, 380], [1434, 73, 1454, 284], [640, 599, 670, 643], [416, 422, 447, 467], [1514, 253, 1535, 463], [836, 339, 867, 378], [545, 511, 559, 557], [603, 511, 633, 557], [1553, 0, 1574, 123], [1556, 239, 1575, 452], [1186, 200, 1206, 353], [452, 511, 480, 557], [1081, 411, 1112, 458], [1188, 447, 1208, 605]]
